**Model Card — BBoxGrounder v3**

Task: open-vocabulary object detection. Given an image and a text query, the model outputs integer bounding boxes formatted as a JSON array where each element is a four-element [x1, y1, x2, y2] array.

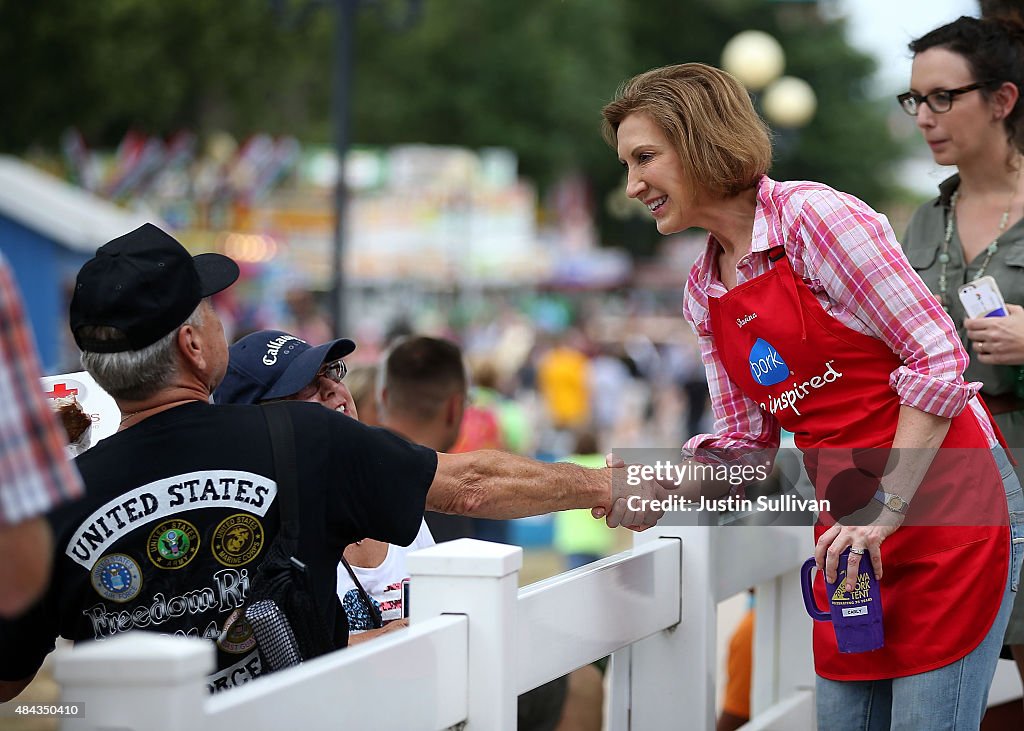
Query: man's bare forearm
[[428, 450, 611, 519]]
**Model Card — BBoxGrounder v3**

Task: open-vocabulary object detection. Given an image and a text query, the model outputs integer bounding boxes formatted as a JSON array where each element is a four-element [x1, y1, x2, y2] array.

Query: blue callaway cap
[[214, 329, 355, 405]]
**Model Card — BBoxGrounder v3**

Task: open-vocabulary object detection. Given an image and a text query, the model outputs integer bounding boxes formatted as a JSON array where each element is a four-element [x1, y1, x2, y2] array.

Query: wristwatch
[[874, 489, 909, 515]]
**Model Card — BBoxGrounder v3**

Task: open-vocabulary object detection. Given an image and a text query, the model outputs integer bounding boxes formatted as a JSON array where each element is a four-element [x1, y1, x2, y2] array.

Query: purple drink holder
[[800, 549, 885, 654]]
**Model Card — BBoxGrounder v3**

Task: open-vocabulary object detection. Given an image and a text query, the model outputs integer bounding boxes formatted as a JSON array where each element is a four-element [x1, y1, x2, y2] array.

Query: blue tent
[[0, 156, 153, 373]]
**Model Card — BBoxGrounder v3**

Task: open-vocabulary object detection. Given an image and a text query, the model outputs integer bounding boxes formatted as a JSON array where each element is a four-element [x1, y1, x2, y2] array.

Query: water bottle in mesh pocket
[[242, 541, 337, 670], [245, 599, 302, 671]]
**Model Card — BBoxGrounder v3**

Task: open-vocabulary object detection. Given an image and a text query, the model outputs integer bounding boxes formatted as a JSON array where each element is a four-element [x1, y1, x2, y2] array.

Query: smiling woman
[[602, 62, 1021, 730], [603, 65, 772, 285], [213, 329, 357, 416], [603, 64, 770, 201]]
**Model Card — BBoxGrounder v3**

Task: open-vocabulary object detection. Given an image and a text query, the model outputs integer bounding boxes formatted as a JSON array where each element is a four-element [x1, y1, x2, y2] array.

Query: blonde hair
[[602, 63, 772, 197]]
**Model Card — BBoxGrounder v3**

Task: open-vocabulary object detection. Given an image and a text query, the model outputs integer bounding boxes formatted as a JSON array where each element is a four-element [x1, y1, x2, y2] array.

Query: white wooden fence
[[52, 515, 1021, 730]]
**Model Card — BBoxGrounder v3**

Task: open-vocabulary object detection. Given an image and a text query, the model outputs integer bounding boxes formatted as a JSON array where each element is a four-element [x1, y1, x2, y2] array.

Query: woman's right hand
[[814, 506, 904, 591]]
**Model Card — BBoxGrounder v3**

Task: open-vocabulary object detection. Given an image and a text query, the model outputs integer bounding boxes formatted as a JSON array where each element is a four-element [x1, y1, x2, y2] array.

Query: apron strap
[[767, 247, 807, 341]]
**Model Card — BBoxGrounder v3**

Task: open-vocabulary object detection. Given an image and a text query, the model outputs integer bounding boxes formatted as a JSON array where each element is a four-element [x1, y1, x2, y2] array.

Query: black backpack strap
[[340, 556, 384, 629], [260, 402, 300, 541]]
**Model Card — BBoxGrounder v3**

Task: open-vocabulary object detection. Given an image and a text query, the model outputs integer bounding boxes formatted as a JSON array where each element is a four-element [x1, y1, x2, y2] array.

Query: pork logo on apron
[[749, 338, 790, 386]]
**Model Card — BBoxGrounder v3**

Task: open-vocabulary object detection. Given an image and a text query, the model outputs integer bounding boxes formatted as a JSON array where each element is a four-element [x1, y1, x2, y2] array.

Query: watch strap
[[873, 489, 909, 514]]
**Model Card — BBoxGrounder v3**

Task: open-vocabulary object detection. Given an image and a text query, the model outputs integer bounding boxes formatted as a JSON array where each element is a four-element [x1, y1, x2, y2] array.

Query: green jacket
[[903, 173, 1024, 447]]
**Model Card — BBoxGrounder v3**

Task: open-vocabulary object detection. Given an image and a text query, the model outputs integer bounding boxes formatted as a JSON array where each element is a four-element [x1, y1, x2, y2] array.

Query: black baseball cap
[[213, 329, 356, 405], [70, 223, 239, 353]]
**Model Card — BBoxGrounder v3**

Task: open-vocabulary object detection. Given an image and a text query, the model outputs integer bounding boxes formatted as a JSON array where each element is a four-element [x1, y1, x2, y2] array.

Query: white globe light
[[762, 76, 817, 128], [721, 31, 785, 91]]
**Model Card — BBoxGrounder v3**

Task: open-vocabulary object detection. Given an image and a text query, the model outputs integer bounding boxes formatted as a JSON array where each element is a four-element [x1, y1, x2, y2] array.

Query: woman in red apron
[[602, 63, 1021, 729]]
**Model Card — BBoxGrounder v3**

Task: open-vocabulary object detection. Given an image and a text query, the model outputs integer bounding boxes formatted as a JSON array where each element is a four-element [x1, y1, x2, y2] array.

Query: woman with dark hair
[[603, 62, 1020, 728], [901, 12, 1024, 702]]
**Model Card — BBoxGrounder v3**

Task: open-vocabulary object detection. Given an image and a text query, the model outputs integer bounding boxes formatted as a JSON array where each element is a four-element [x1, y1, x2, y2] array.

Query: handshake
[[593, 454, 691, 531]]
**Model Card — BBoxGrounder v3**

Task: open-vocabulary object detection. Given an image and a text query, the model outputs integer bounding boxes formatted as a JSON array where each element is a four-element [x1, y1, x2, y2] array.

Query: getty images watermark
[[623, 459, 832, 515], [613, 447, 1018, 527]]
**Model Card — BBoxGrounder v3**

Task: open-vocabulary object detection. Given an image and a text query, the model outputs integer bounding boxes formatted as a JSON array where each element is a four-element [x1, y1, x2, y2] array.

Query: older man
[[0, 224, 652, 700]]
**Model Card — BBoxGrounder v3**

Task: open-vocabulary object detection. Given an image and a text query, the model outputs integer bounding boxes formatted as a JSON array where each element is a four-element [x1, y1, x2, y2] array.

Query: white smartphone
[[958, 276, 1008, 318]]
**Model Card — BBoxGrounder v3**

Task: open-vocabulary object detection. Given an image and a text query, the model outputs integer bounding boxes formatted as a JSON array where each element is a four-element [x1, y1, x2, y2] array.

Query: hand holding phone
[[965, 303, 1024, 365], [958, 276, 1007, 318]]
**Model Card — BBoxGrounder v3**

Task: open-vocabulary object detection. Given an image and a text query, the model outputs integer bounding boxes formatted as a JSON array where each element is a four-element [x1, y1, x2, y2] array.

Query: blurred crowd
[[223, 283, 712, 569], [226, 285, 711, 459]]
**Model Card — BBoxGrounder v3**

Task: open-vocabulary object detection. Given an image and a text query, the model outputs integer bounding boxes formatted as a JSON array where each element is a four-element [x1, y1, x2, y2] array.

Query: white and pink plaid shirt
[[0, 252, 84, 525], [681, 175, 995, 457]]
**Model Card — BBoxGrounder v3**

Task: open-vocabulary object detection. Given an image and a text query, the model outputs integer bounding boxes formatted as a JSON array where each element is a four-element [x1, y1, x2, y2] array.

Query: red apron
[[707, 248, 1009, 680]]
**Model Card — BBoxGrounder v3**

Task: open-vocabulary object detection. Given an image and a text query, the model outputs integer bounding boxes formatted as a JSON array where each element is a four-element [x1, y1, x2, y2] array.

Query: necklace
[[118, 399, 199, 425], [938, 168, 1020, 311]]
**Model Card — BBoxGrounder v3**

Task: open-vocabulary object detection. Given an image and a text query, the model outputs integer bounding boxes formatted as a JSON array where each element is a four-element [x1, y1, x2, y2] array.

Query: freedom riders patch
[[147, 519, 200, 569], [212, 513, 264, 567], [91, 553, 143, 603]]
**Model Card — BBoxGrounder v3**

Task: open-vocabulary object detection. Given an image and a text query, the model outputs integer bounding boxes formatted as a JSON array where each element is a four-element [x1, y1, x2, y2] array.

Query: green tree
[[352, 0, 902, 253], [0, 0, 903, 255], [0, 0, 324, 148], [351, 0, 631, 190]]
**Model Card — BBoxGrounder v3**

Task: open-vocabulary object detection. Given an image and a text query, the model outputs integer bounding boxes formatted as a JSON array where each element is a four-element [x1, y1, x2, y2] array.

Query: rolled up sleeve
[[797, 189, 977, 420]]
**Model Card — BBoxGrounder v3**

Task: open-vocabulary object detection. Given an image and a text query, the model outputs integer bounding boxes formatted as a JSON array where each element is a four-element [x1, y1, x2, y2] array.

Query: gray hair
[[79, 301, 206, 401]]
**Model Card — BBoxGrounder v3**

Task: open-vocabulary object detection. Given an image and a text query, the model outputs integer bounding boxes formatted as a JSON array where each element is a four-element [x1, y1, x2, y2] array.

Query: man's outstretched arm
[[428, 450, 612, 520]]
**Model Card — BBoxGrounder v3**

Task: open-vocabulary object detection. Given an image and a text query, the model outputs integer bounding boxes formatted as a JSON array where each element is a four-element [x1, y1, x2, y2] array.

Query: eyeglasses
[[897, 81, 993, 116], [318, 358, 347, 383]]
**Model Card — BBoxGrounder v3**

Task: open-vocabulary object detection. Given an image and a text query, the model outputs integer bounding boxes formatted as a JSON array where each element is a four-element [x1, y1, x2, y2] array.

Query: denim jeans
[[815, 447, 1024, 731]]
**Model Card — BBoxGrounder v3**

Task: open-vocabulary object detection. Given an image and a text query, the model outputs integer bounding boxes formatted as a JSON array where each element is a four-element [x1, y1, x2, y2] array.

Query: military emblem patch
[[211, 513, 264, 567], [147, 519, 200, 569], [217, 608, 258, 654], [91, 553, 143, 603]]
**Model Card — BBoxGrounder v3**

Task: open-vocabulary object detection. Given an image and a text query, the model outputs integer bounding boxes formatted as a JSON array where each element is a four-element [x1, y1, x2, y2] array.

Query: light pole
[[721, 30, 817, 129], [331, 0, 357, 337], [762, 76, 816, 129], [276, 0, 422, 336], [721, 31, 785, 92]]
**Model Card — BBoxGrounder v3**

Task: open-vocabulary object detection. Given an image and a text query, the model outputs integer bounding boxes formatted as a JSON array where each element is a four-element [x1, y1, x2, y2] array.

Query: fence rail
[[53, 523, 1021, 730], [205, 615, 470, 730], [515, 540, 681, 694]]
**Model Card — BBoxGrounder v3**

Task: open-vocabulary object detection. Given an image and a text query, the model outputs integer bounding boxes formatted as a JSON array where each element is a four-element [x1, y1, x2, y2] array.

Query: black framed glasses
[[897, 81, 993, 116], [318, 358, 347, 383]]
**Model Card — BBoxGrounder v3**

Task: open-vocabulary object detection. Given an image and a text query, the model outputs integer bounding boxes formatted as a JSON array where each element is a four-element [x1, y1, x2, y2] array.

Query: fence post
[[753, 570, 814, 716], [55, 632, 213, 731], [609, 521, 706, 729], [408, 537, 522, 730], [605, 644, 632, 730]]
